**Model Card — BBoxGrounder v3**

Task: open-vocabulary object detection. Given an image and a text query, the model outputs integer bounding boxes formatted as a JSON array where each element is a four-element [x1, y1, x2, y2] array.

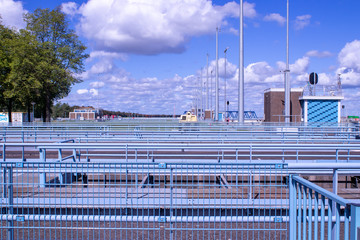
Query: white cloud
[[61, 2, 79, 17], [77, 0, 256, 55], [263, 13, 285, 26], [89, 81, 105, 88], [88, 59, 114, 75], [276, 57, 309, 75], [338, 40, 360, 72], [207, 58, 238, 79], [228, 27, 239, 35], [294, 14, 311, 30], [0, 0, 27, 29], [88, 51, 128, 62], [336, 68, 360, 86], [77, 89, 89, 94], [290, 57, 310, 74], [306, 50, 332, 58], [89, 88, 98, 96]]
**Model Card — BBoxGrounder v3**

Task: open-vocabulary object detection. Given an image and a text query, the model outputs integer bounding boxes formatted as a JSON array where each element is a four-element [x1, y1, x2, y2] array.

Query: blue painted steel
[[289, 174, 360, 240], [351, 205, 360, 240], [307, 100, 339, 123], [0, 162, 289, 240]]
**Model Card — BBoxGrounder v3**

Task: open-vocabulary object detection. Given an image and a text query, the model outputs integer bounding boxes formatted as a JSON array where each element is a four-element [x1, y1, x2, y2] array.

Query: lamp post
[[224, 47, 229, 120], [239, 0, 244, 124], [215, 27, 219, 121], [210, 69, 213, 118], [284, 0, 290, 123], [206, 54, 209, 110]]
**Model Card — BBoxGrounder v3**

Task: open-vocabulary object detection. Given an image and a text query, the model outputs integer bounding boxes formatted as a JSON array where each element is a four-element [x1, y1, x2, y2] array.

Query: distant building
[[69, 107, 99, 120], [264, 88, 303, 122], [0, 112, 33, 123]]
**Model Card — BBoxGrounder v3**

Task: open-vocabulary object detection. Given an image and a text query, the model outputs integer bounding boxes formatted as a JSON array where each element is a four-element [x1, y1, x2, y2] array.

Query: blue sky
[[1, 0, 360, 117]]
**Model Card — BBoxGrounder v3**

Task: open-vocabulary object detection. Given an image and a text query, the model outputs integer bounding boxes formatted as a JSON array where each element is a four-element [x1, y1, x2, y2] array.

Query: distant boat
[[179, 111, 198, 123]]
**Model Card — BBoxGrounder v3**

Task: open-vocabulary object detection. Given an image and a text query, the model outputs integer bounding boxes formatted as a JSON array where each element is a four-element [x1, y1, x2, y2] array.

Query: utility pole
[[215, 27, 219, 121], [206, 54, 209, 110], [239, 0, 244, 124], [284, 0, 290, 123], [224, 47, 229, 116]]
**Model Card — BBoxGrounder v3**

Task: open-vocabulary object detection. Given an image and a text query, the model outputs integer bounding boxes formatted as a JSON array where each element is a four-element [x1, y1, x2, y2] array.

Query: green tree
[[51, 102, 71, 119], [24, 7, 88, 122], [0, 22, 17, 121], [6, 29, 42, 122]]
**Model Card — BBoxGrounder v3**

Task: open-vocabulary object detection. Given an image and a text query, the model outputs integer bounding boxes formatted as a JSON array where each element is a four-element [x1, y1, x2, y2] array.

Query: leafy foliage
[[0, 8, 88, 122]]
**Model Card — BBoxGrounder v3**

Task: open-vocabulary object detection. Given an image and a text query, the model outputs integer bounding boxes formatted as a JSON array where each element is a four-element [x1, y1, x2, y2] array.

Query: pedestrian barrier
[[0, 162, 288, 239]]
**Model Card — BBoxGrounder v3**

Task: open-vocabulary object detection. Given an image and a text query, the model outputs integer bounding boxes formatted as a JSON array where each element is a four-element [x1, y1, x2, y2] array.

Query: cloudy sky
[[1, 0, 360, 117]]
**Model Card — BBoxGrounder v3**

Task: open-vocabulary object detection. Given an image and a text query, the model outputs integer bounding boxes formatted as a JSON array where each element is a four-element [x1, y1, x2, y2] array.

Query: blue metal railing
[[289, 175, 360, 240], [1, 162, 289, 240], [1, 162, 360, 239]]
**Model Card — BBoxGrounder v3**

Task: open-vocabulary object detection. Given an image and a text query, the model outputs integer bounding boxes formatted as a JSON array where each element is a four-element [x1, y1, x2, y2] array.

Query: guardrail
[[0, 122, 357, 143], [34, 142, 360, 164], [1, 162, 360, 239], [289, 175, 360, 240], [0, 162, 289, 240]]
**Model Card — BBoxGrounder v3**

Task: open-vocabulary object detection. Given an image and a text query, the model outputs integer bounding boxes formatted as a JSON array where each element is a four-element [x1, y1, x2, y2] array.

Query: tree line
[[0, 7, 88, 122], [51, 103, 176, 119]]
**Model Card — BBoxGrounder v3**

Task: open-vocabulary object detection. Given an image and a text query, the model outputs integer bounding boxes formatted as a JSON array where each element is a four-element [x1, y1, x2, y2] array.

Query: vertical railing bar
[[303, 186, 307, 240], [314, 192, 319, 240], [336, 203, 340, 240], [344, 206, 350, 240], [308, 189, 312, 240], [328, 199, 333, 240], [320, 195, 325, 240]]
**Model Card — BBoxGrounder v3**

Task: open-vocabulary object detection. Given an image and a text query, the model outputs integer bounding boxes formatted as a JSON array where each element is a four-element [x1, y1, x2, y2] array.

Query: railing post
[[2, 144, 5, 162], [350, 204, 360, 240], [7, 166, 13, 240], [289, 175, 297, 240], [39, 148, 46, 187]]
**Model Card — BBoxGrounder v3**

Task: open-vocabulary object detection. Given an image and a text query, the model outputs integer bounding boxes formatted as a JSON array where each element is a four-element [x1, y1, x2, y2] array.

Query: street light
[[215, 27, 220, 121], [224, 47, 229, 120], [210, 69, 214, 117], [239, 0, 244, 124]]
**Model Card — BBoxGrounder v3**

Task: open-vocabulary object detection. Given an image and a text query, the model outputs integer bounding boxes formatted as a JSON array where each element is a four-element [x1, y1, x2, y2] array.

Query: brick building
[[69, 107, 98, 120], [264, 88, 303, 122]]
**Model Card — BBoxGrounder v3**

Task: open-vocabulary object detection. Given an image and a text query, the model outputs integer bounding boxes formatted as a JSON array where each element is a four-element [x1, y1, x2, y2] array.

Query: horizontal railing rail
[[0, 162, 289, 240], [289, 174, 360, 240]]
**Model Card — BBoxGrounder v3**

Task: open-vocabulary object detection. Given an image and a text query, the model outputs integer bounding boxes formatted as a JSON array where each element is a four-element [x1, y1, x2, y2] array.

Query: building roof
[[264, 88, 304, 93]]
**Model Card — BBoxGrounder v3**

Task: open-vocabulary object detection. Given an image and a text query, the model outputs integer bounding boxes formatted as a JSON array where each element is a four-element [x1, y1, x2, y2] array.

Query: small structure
[[179, 111, 198, 123], [264, 88, 303, 122], [69, 107, 98, 120], [300, 95, 343, 123], [0, 112, 33, 123]]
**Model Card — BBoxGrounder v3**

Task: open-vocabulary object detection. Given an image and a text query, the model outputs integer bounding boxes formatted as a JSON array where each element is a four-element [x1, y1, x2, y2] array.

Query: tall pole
[[200, 68, 203, 119], [224, 47, 229, 115], [211, 70, 213, 117], [284, 0, 290, 123], [206, 54, 209, 110], [239, 0, 244, 123], [215, 27, 219, 121]]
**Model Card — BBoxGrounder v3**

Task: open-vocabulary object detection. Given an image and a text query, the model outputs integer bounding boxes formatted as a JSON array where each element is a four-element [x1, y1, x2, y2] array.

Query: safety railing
[[0, 162, 289, 240], [34, 142, 360, 164], [289, 175, 360, 240], [2, 141, 360, 167], [0, 122, 357, 143]]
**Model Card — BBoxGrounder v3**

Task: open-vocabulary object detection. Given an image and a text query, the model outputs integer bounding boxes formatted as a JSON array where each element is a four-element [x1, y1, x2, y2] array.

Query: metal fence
[[0, 162, 288, 240], [289, 175, 360, 240]]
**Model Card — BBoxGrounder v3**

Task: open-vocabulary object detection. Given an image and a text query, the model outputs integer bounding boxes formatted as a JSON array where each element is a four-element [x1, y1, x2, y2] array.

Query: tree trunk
[[27, 102, 31, 122], [42, 102, 46, 123], [46, 96, 52, 122], [7, 99, 12, 123]]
